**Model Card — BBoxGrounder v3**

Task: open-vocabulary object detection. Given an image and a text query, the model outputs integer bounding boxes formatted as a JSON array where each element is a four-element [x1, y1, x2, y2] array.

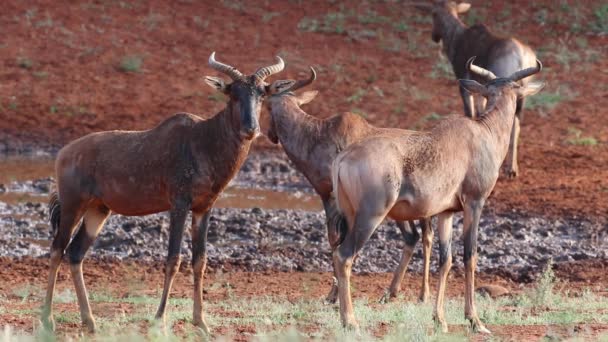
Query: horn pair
[[466, 56, 542, 82], [208, 52, 285, 82]]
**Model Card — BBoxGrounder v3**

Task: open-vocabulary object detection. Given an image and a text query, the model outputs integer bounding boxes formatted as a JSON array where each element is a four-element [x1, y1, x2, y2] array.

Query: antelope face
[[204, 52, 294, 140]]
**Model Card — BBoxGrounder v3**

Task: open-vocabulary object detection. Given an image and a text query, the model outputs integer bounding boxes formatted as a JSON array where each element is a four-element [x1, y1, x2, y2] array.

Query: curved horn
[[208, 52, 244, 82], [287, 66, 317, 93], [467, 56, 497, 81], [508, 59, 543, 82], [253, 56, 285, 82]]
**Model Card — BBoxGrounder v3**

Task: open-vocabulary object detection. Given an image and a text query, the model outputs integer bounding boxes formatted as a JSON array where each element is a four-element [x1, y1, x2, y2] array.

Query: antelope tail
[[329, 154, 348, 248], [48, 191, 61, 238]]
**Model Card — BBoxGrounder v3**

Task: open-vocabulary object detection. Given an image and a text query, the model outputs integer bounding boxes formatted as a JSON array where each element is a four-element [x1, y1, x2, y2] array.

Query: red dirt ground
[[0, 0, 606, 220], [1, 258, 607, 340]]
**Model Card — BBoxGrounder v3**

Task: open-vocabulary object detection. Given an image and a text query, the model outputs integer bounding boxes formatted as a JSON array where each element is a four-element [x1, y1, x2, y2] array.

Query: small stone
[[476, 284, 510, 298]]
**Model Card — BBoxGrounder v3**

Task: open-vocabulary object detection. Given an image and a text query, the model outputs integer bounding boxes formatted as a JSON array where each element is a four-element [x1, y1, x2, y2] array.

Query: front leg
[[155, 199, 190, 328], [463, 200, 491, 334], [192, 208, 212, 334], [322, 198, 342, 305]]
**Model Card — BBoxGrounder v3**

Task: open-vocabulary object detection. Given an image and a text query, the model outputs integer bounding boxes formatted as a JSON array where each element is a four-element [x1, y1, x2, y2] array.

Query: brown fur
[[41, 56, 293, 334], [331, 63, 543, 333], [429, 0, 537, 177], [266, 89, 433, 303]]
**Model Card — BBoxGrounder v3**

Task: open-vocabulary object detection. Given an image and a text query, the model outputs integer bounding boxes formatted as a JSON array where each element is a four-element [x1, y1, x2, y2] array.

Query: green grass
[[118, 55, 144, 73], [428, 56, 452, 79], [590, 4, 608, 35], [4, 266, 607, 341], [565, 128, 599, 146], [297, 12, 347, 34], [524, 86, 576, 112]]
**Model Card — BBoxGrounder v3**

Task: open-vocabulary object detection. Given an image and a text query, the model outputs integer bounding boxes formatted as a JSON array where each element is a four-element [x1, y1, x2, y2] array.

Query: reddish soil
[[0, 1, 606, 221], [1, 258, 607, 340]]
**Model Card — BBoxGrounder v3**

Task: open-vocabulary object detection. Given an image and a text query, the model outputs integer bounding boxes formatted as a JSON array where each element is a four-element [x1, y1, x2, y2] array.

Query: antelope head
[[204, 52, 295, 140], [408, 1, 471, 43], [264, 67, 319, 144], [459, 57, 545, 106]]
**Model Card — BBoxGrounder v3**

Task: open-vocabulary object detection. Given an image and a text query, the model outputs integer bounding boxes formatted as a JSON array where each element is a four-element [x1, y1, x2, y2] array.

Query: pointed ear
[[268, 80, 297, 95], [456, 2, 471, 13], [459, 79, 488, 96], [296, 91, 319, 106], [204, 76, 229, 94], [517, 81, 545, 98]]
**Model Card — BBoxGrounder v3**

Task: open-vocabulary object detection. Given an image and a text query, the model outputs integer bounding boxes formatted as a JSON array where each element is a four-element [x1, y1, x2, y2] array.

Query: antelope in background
[[413, 0, 538, 178], [41, 53, 295, 334], [330, 59, 543, 333], [265, 67, 433, 304]]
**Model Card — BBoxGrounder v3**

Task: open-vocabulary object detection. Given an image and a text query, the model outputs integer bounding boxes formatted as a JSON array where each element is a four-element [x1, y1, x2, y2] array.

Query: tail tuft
[[48, 191, 61, 238]]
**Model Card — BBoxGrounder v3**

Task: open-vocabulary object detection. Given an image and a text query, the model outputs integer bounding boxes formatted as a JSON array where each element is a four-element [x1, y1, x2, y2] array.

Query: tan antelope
[[41, 53, 295, 334], [412, 0, 538, 178], [265, 67, 433, 304], [330, 58, 543, 333]]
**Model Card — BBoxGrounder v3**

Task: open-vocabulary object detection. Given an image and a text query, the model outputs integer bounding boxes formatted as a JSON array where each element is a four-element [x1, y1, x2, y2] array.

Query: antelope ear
[[517, 81, 545, 98], [456, 2, 471, 13], [204, 76, 229, 94], [459, 79, 488, 96], [268, 80, 297, 95], [296, 91, 319, 106]]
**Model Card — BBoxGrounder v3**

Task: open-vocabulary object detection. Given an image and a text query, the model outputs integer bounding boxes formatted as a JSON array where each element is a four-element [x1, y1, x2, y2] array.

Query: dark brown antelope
[[41, 52, 294, 334], [412, 0, 538, 178], [330, 59, 543, 333], [265, 68, 433, 304]]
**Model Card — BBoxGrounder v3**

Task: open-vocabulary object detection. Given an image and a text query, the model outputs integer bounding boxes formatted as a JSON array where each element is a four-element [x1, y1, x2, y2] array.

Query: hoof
[[324, 277, 338, 305], [433, 316, 448, 333], [418, 293, 430, 304], [83, 318, 96, 334], [40, 316, 56, 332], [470, 318, 491, 334], [504, 167, 518, 179], [194, 319, 211, 336], [379, 290, 396, 304], [343, 321, 360, 333]]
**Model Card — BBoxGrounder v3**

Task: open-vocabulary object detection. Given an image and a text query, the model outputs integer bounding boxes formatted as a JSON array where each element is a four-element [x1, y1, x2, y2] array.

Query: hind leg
[[322, 198, 340, 305], [383, 221, 419, 302], [66, 205, 110, 333], [41, 198, 87, 331], [334, 211, 386, 329]]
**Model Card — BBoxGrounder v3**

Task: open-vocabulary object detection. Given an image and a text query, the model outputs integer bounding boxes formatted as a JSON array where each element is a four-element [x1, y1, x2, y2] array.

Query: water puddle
[[0, 156, 321, 212]]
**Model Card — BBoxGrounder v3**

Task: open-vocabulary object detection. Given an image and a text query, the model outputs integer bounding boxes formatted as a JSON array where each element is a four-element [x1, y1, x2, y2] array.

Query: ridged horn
[[287, 67, 316, 93], [253, 56, 285, 82], [508, 59, 543, 82], [208, 52, 244, 82], [467, 56, 497, 81]]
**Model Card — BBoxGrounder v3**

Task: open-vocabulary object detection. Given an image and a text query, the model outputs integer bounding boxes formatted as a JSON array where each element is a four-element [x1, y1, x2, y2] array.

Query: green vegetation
[[298, 12, 347, 34], [428, 56, 452, 79], [565, 128, 598, 146], [525, 86, 576, 113], [2, 266, 608, 341], [118, 55, 144, 73], [590, 4, 608, 34]]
